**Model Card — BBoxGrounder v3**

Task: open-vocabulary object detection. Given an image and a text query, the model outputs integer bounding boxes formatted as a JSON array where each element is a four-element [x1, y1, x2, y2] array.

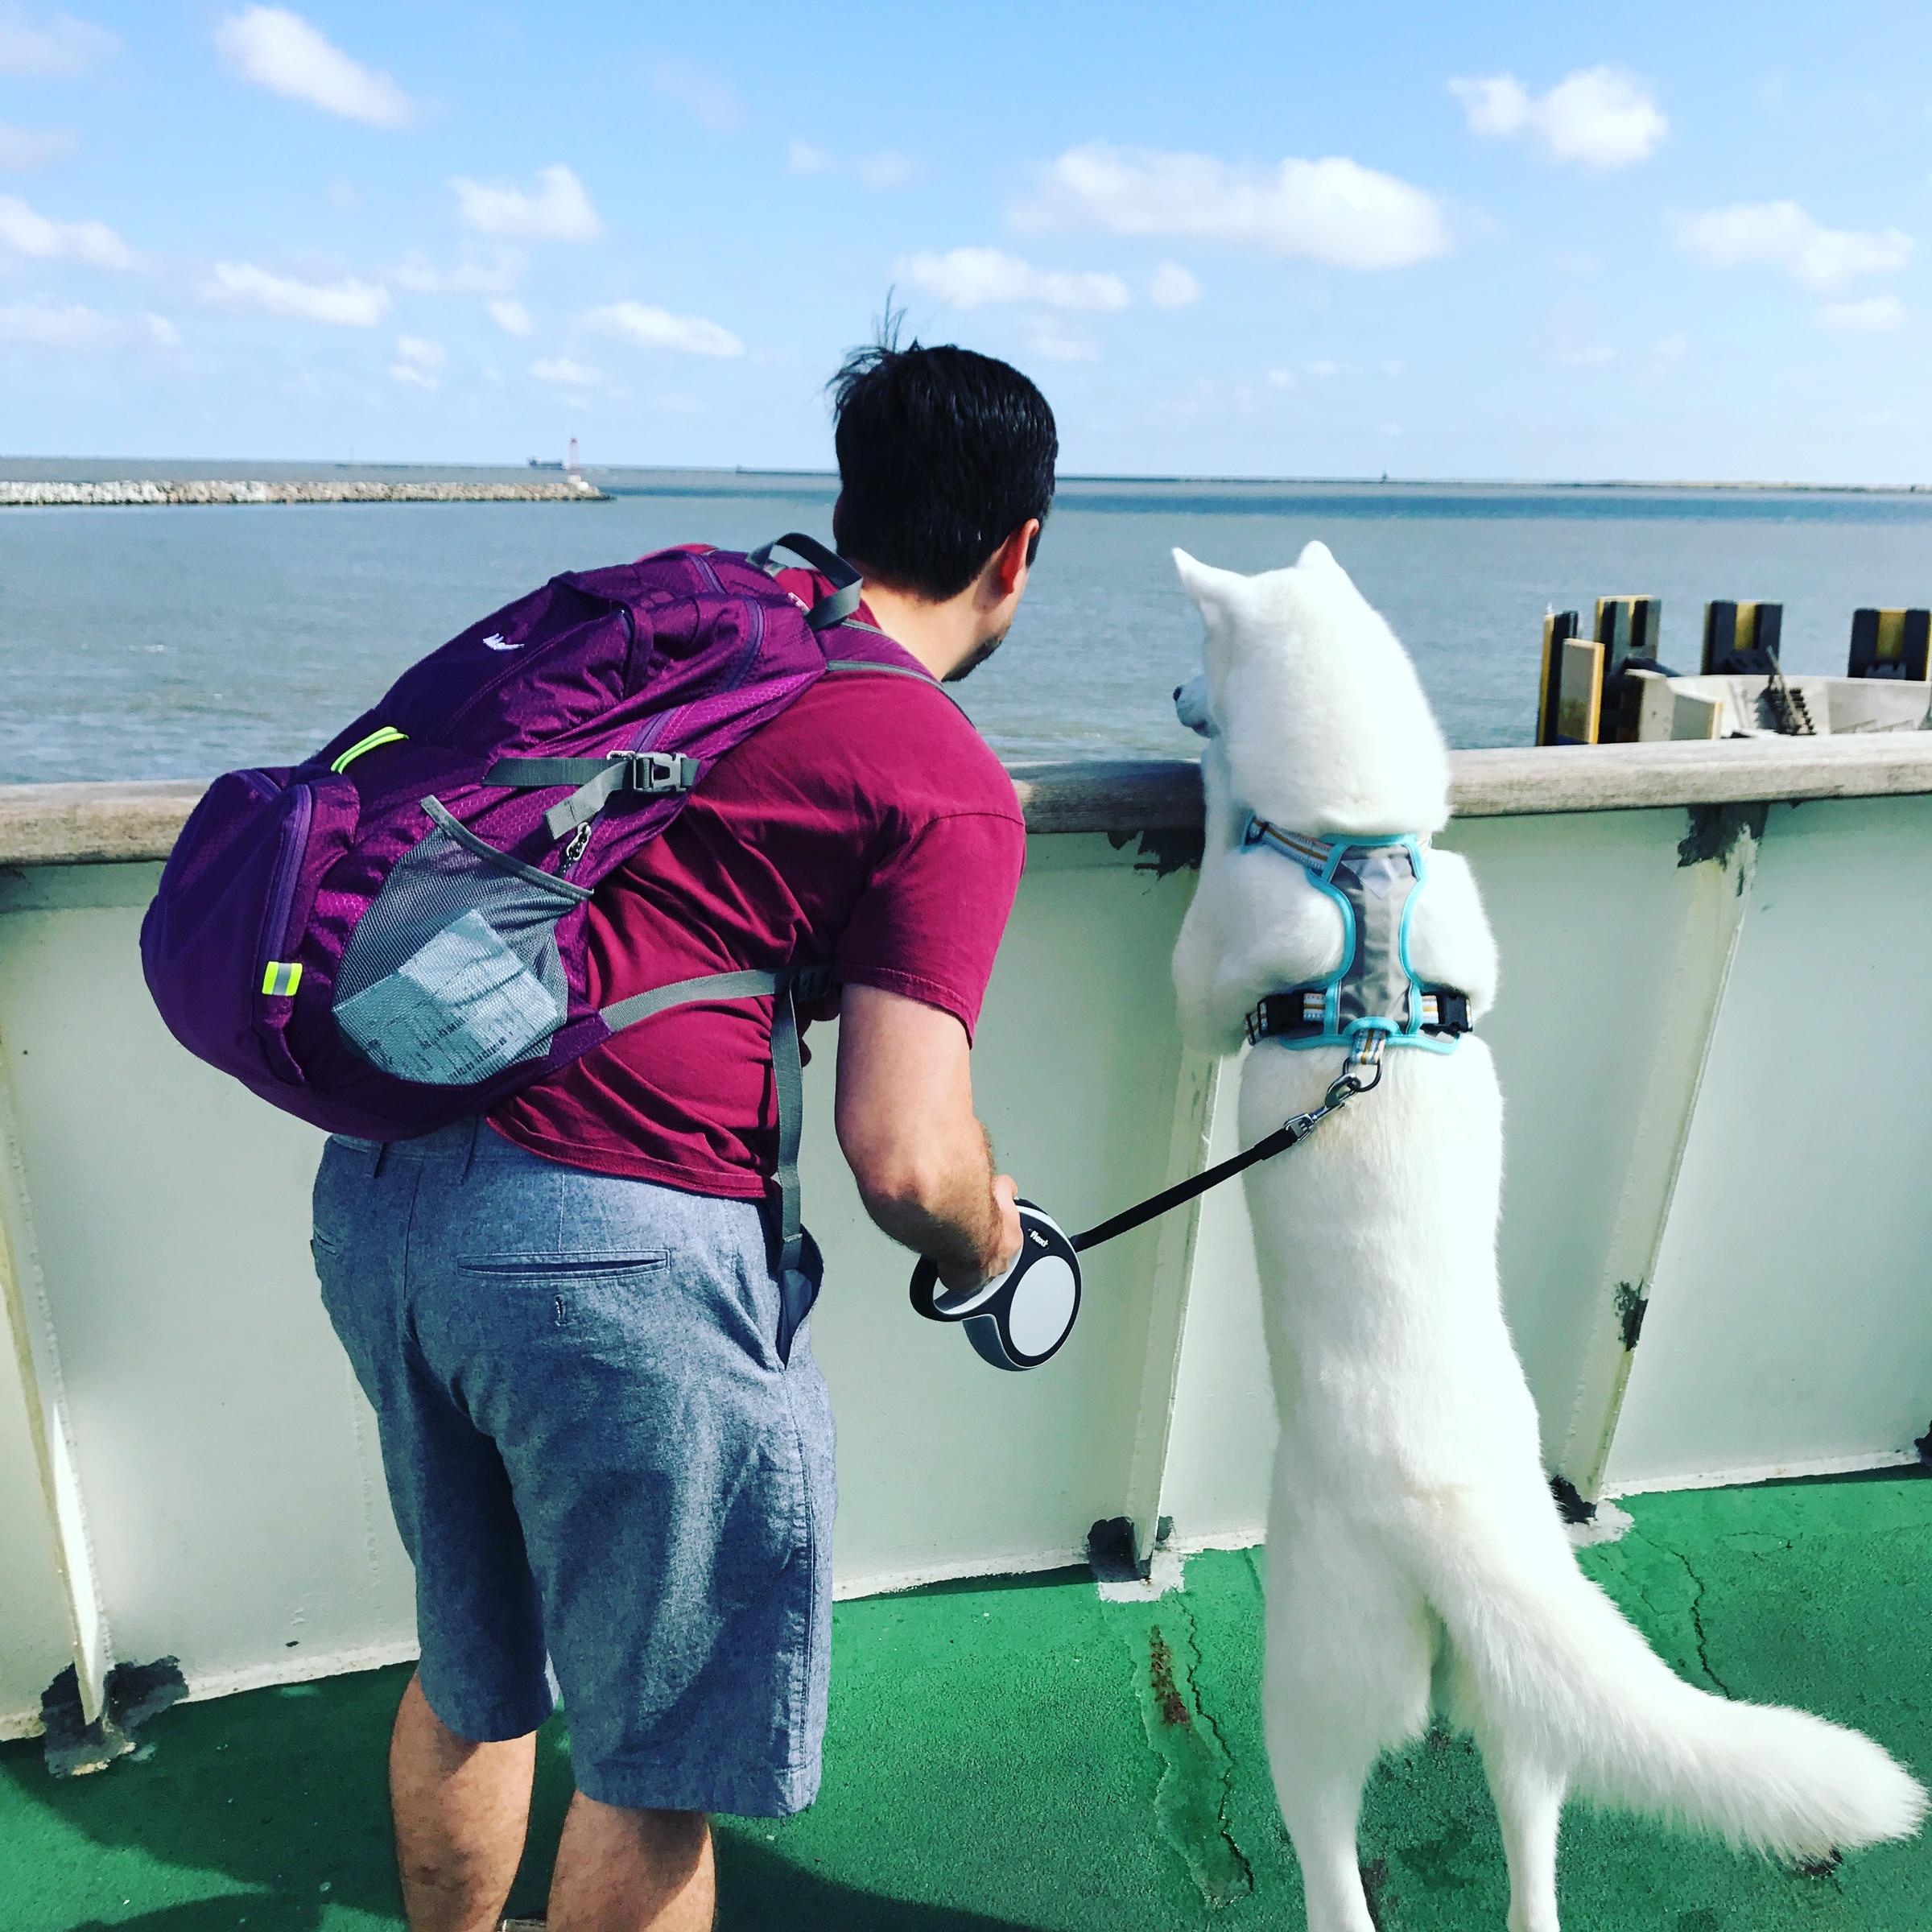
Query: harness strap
[[597, 965, 833, 1285], [1246, 987, 1471, 1048]]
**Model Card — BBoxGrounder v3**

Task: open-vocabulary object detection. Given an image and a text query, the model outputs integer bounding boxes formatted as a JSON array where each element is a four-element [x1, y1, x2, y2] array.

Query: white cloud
[[532, 354, 603, 389], [650, 56, 741, 134], [1556, 342, 1618, 366], [1655, 332, 1689, 361], [0, 296, 114, 345], [1450, 67, 1667, 171], [215, 6, 415, 128], [1304, 357, 1344, 378], [487, 297, 530, 336], [1669, 200, 1913, 291], [452, 163, 602, 243], [1265, 367, 1296, 390], [0, 9, 116, 77], [1818, 295, 1905, 332], [326, 178, 357, 211], [1012, 142, 1451, 270], [1149, 259, 1201, 308], [0, 122, 76, 171], [0, 299, 177, 349], [390, 248, 524, 295], [583, 299, 744, 357], [1025, 317, 1100, 362], [390, 339, 443, 389], [0, 192, 137, 269], [201, 262, 390, 326], [786, 138, 912, 188], [898, 246, 1131, 313]]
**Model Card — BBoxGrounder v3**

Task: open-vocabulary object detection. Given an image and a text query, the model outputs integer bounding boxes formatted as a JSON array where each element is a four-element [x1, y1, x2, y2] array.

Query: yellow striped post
[[1594, 596, 1662, 742], [1537, 609, 1580, 745], [1703, 601, 1784, 674], [1847, 609, 1931, 680]]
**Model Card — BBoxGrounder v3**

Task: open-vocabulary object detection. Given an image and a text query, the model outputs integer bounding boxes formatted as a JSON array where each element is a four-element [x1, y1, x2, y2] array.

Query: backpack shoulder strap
[[745, 532, 861, 630], [596, 966, 829, 1290]]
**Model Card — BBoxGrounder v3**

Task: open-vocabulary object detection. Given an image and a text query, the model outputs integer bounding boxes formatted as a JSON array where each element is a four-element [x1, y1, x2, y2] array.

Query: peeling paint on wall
[[1615, 1281, 1649, 1352], [1676, 802, 1768, 873], [1107, 826, 1204, 877], [39, 1655, 185, 1778]]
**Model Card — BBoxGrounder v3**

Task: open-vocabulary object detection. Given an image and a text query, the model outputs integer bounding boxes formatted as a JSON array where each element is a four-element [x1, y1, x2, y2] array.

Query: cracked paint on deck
[[1133, 1609, 1254, 1909]]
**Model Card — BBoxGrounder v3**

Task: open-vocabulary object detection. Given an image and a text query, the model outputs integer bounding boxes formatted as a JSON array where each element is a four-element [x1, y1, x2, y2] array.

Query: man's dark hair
[[829, 336, 1057, 602]]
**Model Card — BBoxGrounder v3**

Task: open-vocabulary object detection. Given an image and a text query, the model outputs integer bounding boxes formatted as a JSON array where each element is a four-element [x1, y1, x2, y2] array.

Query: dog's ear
[[1172, 547, 1249, 614], [1295, 539, 1340, 573]]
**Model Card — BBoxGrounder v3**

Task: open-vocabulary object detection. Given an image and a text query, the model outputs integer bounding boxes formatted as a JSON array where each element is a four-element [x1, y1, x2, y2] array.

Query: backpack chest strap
[[488, 751, 700, 840]]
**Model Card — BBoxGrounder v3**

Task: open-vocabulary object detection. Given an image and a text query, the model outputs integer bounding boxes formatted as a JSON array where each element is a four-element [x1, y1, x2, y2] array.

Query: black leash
[[1067, 1059, 1382, 1255]]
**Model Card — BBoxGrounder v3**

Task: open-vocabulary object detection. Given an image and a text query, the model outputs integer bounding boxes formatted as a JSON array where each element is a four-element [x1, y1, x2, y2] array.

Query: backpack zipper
[[560, 555, 757, 878], [258, 779, 314, 993]]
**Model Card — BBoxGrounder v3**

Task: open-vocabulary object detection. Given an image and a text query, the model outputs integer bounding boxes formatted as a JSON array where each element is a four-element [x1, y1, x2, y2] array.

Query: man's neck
[[856, 576, 979, 683]]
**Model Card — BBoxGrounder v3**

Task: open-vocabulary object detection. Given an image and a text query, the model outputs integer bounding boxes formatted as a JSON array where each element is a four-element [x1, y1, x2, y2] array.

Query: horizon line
[[2, 456, 1929, 495]]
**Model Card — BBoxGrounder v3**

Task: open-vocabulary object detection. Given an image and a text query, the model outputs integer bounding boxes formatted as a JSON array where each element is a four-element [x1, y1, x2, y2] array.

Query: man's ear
[[992, 518, 1039, 599]]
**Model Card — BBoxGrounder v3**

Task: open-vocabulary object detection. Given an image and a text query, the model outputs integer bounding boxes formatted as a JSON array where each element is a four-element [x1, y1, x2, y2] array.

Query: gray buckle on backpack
[[610, 751, 699, 795]]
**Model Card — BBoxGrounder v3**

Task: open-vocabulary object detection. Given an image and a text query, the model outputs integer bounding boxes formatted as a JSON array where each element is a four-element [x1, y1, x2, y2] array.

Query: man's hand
[[952, 1174, 1023, 1295], [834, 985, 1022, 1289]]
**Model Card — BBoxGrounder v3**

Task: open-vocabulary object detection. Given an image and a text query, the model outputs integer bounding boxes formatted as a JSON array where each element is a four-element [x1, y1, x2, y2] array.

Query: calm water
[[4, 466, 1931, 783]]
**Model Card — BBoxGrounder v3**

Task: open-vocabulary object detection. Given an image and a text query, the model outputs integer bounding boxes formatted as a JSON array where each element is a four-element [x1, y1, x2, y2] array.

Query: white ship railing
[[4, 734, 1930, 1736]]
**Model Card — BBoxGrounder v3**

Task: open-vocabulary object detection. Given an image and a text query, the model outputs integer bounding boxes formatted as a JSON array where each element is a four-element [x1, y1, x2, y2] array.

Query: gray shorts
[[312, 1120, 836, 1816]]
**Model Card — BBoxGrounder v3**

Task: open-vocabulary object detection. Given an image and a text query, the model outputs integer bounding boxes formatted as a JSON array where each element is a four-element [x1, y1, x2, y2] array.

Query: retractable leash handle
[[909, 1203, 1083, 1373]]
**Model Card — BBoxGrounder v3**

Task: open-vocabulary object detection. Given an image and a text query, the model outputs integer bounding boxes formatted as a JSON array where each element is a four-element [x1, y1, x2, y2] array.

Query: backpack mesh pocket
[[333, 799, 589, 1087]]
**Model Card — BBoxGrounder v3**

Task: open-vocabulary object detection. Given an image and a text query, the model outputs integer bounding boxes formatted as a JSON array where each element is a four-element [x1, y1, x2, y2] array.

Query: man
[[310, 339, 1055, 1932]]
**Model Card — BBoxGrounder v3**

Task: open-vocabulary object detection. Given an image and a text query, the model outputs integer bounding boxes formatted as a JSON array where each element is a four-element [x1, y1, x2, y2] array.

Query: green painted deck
[[4, 1472, 1928, 1932]]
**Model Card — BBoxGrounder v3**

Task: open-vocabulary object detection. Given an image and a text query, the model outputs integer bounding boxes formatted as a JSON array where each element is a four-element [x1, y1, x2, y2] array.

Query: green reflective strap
[[330, 726, 407, 774], [261, 960, 303, 997]]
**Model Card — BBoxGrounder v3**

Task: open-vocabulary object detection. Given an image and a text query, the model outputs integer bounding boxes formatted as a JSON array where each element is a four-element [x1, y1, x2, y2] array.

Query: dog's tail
[[1418, 1506, 1925, 1861]]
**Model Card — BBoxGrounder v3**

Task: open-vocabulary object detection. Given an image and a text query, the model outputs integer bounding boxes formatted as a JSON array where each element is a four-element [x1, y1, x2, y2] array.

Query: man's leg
[[548, 1795, 714, 1932], [390, 1672, 537, 1932]]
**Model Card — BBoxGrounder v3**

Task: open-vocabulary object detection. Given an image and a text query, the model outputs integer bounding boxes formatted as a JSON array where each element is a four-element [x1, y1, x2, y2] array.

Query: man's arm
[[833, 983, 1022, 1292]]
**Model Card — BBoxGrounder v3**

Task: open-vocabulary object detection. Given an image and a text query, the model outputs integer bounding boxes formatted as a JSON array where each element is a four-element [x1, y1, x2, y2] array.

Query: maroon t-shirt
[[488, 572, 1026, 1197]]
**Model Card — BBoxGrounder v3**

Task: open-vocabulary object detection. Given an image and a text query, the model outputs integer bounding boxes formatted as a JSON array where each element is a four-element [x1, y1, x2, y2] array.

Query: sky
[[2, 1, 1930, 481]]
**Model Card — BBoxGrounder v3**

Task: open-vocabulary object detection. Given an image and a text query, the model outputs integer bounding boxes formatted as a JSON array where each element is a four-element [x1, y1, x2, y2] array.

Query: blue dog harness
[[1240, 818, 1472, 1075]]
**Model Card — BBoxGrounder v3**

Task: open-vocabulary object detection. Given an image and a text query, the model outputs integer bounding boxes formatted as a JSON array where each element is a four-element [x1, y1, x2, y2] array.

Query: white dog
[[1169, 541, 1924, 1932]]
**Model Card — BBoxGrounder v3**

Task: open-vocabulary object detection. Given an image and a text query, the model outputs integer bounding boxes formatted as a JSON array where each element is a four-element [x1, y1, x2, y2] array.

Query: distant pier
[[0, 477, 609, 507]]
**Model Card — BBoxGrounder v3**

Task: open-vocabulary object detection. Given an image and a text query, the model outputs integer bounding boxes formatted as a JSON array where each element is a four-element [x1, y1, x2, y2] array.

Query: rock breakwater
[[1, 477, 608, 506]]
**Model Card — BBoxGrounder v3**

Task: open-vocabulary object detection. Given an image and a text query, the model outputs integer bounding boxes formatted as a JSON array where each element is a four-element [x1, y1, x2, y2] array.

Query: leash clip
[[1285, 1055, 1385, 1141]]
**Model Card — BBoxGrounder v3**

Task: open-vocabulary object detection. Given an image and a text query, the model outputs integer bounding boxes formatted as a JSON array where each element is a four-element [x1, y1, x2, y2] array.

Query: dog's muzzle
[[1174, 675, 1212, 737]]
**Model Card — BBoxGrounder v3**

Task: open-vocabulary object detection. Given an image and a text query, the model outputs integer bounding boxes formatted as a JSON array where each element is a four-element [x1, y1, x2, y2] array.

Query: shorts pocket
[[456, 1251, 667, 1280]]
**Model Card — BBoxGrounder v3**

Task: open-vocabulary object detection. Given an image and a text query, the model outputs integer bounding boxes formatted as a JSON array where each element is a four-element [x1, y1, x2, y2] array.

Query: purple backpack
[[140, 535, 909, 1295]]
